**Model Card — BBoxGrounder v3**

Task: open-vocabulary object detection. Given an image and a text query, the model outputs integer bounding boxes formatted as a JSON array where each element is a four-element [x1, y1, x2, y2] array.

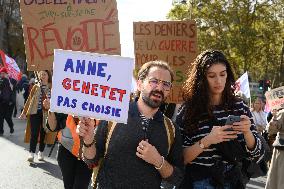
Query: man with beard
[[77, 60, 184, 189]]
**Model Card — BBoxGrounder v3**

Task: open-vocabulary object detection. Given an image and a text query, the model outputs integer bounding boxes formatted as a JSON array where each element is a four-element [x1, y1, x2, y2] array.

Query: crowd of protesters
[[1, 49, 283, 189]]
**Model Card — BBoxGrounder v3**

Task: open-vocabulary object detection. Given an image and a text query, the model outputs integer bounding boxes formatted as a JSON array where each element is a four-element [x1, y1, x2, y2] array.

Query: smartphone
[[225, 115, 241, 125], [224, 115, 241, 131]]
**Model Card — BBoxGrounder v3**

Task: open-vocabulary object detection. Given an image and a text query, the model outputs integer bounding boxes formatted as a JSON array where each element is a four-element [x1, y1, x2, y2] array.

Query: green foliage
[[168, 0, 284, 87], [0, 0, 25, 67]]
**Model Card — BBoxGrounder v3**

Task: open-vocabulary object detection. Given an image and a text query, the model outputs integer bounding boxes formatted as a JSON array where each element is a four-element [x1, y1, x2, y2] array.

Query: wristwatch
[[198, 139, 206, 149]]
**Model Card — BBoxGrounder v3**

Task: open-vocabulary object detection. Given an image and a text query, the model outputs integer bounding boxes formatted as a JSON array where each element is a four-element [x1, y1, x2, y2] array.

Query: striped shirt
[[37, 85, 51, 110], [176, 100, 263, 167]]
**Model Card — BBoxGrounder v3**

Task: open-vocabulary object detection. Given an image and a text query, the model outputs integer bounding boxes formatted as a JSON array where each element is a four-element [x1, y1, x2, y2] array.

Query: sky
[[116, 0, 173, 58]]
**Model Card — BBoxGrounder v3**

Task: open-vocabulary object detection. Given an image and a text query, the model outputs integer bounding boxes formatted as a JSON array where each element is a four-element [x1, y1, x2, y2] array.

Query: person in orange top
[[45, 97, 97, 189]]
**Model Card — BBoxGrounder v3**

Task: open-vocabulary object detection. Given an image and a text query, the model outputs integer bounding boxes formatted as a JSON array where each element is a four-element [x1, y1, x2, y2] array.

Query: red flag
[[0, 50, 21, 80]]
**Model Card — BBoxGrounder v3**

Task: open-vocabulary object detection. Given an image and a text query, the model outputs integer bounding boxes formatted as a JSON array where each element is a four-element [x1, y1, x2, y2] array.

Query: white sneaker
[[27, 153, 34, 162], [38, 151, 44, 161]]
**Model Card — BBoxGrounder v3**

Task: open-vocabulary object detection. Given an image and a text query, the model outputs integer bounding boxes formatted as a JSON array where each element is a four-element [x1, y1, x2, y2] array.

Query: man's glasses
[[147, 78, 172, 91]]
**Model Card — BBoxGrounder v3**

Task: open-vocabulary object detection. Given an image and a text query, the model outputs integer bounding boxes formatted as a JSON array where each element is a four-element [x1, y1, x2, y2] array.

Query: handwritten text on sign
[[20, 0, 120, 71], [133, 21, 198, 103], [265, 86, 284, 110], [50, 49, 133, 123]]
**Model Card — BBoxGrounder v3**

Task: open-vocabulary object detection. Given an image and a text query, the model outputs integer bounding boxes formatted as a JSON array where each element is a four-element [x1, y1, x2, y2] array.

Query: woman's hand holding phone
[[230, 115, 256, 150], [224, 115, 240, 132], [231, 115, 252, 135], [204, 126, 238, 146]]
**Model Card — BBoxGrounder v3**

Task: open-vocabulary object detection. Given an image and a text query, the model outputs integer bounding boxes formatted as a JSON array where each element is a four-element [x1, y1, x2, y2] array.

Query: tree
[[168, 0, 284, 87], [0, 0, 25, 70]]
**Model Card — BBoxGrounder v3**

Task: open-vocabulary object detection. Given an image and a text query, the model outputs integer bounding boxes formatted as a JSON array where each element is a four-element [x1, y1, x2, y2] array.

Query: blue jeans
[[193, 178, 232, 189]]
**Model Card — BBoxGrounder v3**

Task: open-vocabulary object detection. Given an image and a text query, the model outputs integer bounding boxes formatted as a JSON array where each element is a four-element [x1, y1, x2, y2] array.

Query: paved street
[[0, 117, 63, 189], [0, 117, 267, 189]]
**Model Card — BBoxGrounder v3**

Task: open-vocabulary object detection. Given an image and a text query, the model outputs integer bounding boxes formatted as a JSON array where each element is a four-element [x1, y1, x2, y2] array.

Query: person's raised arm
[[43, 98, 58, 132], [77, 118, 96, 159], [232, 115, 256, 150]]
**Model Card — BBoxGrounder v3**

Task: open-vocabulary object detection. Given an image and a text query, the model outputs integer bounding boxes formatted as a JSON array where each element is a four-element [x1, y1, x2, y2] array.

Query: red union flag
[[0, 50, 21, 80]]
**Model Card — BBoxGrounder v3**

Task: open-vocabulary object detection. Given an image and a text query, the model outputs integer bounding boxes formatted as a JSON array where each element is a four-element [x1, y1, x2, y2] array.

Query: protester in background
[[265, 108, 284, 189], [45, 97, 95, 189], [19, 70, 56, 162], [15, 87, 25, 117], [266, 109, 278, 147], [14, 74, 29, 117], [19, 74, 30, 103], [0, 67, 17, 135], [251, 97, 268, 134], [77, 61, 184, 189], [176, 50, 264, 189]]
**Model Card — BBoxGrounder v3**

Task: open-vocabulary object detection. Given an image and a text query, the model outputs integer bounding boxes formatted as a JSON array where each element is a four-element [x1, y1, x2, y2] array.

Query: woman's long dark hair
[[182, 49, 237, 134]]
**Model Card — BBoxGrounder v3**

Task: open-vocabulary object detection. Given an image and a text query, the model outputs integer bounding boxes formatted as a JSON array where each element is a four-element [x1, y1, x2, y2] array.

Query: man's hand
[[136, 140, 163, 167]]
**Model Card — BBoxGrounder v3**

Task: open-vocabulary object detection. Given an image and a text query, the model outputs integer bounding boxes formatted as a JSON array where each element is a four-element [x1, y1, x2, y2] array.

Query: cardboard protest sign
[[20, 0, 121, 71], [50, 49, 133, 123], [265, 86, 284, 110], [133, 21, 198, 103]]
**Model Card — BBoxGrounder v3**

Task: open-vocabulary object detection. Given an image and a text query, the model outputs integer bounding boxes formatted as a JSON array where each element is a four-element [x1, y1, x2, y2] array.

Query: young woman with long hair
[[176, 50, 264, 189]]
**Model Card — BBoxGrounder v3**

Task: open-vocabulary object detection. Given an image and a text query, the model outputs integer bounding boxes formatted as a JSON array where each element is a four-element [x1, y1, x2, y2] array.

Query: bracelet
[[82, 155, 98, 169], [155, 156, 165, 170], [83, 137, 95, 148]]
